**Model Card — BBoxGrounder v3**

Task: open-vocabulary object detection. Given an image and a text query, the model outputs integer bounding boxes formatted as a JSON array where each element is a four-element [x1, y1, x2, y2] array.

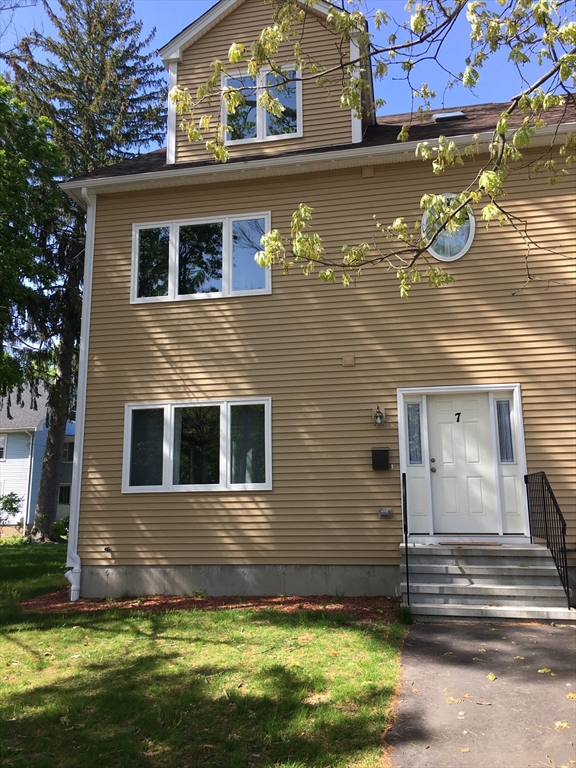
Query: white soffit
[[159, 0, 336, 64]]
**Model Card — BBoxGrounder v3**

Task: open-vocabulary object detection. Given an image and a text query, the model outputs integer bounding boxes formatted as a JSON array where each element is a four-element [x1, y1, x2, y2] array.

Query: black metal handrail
[[525, 472, 573, 609], [401, 472, 410, 605]]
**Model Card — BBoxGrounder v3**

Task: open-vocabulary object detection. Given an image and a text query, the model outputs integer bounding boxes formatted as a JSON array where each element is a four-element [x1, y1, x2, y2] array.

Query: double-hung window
[[123, 397, 272, 493], [223, 68, 302, 144], [132, 213, 271, 303]]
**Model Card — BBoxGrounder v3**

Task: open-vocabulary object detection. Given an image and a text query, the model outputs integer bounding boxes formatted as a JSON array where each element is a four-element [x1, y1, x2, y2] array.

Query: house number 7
[[455, 412, 461, 422]]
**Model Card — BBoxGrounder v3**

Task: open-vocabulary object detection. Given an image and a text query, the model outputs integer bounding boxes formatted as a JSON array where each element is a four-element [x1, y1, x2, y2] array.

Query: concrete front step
[[398, 542, 573, 620], [399, 544, 554, 567], [400, 563, 561, 586], [406, 602, 576, 623], [403, 582, 567, 607]]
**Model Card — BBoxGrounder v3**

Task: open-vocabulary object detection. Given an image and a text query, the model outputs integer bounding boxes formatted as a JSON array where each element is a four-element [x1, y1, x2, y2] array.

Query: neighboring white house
[[0, 387, 75, 535]]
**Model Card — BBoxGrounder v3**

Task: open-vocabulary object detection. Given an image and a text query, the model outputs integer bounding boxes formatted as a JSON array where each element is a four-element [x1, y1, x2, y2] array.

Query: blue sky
[[3, 0, 551, 115]]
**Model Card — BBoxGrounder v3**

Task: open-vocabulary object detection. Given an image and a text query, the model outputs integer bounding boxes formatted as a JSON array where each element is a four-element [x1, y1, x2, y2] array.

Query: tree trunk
[[33, 319, 76, 539]]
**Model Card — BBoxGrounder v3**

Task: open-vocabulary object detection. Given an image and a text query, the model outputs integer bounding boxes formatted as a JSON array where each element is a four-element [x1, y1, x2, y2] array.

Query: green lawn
[[0, 541, 404, 768], [0, 537, 68, 617]]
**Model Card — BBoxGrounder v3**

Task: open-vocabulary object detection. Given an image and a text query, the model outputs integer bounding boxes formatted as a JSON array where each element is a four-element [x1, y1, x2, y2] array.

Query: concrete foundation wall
[[80, 564, 401, 599]]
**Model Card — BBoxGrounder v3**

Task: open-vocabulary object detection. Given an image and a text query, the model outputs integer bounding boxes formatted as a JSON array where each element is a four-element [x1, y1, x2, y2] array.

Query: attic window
[[223, 68, 302, 144], [433, 111, 466, 122]]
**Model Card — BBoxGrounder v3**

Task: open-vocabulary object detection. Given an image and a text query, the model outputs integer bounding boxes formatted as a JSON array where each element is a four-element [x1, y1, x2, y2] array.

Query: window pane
[[178, 223, 223, 295], [130, 409, 164, 486], [266, 70, 298, 136], [496, 400, 514, 462], [138, 227, 170, 297], [423, 196, 473, 261], [429, 216, 471, 259], [407, 403, 422, 465], [230, 404, 266, 484], [0, 435, 5, 460], [226, 76, 257, 140], [173, 406, 220, 485], [232, 218, 267, 292], [58, 485, 71, 505]]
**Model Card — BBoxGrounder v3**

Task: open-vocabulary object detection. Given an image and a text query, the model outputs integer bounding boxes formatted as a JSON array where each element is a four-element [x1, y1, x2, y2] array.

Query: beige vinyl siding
[[174, 0, 353, 164], [79, 152, 576, 566]]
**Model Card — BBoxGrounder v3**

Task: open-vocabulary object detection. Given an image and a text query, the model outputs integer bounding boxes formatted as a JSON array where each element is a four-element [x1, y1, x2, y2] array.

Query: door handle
[[430, 467, 437, 472]]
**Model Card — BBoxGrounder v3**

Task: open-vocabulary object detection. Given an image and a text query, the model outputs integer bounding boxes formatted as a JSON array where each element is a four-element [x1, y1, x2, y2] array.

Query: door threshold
[[408, 535, 531, 544]]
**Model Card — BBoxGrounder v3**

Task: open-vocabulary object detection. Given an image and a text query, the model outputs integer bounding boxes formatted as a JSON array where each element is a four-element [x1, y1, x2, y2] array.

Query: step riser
[[402, 571, 558, 592], [401, 555, 552, 566], [403, 594, 568, 607], [400, 566, 559, 589], [400, 545, 548, 554], [403, 584, 566, 599], [406, 604, 575, 622]]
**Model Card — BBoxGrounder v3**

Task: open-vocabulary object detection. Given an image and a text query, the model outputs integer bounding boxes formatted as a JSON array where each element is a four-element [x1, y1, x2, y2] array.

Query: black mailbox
[[372, 448, 390, 471]]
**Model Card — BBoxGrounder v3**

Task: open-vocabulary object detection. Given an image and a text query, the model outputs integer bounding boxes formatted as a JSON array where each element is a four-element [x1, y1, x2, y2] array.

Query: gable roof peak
[[159, 0, 338, 64]]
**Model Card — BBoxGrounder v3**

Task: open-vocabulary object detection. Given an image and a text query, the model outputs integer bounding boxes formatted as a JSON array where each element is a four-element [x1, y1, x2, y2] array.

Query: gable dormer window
[[223, 68, 302, 145]]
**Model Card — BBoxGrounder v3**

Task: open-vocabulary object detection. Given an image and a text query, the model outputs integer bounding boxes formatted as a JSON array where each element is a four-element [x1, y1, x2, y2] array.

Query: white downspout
[[65, 186, 96, 600], [24, 430, 35, 530]]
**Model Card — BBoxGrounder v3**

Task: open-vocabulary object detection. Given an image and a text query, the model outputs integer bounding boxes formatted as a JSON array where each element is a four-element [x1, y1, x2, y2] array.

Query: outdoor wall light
[[373, 405, 385, 426]]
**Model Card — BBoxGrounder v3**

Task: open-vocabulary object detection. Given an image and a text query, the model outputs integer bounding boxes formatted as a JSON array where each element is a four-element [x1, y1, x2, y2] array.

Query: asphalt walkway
[[385, 622, 576, 768]]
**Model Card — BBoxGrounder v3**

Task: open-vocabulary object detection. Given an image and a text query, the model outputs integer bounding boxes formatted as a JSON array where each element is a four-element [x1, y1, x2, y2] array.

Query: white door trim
[[397, 384, 530, 537]]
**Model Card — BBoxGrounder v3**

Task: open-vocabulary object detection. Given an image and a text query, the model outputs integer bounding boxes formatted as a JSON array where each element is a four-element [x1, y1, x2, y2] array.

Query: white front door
[[427, 393, 498, 534]]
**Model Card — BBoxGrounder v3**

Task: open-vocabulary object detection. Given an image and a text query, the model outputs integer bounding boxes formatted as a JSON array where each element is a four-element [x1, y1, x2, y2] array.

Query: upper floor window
[[132, 213, 271, 303], [223, 68, 302, 145], [0, 434, 6, 460], [122, 397, 272, 493]]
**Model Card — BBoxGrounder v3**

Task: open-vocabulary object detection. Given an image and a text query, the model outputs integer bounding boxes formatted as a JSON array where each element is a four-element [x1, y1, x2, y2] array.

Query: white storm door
[[427, 393, 498, 534]]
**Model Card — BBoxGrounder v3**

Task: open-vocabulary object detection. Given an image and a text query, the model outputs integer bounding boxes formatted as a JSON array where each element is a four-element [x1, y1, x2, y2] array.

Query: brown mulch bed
[[21, 589, 402, 622]]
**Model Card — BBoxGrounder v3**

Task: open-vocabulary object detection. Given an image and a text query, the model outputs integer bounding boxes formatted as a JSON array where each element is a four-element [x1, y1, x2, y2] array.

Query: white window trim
[[131, 212, 271, 304], [0, 433, 6, 461], [122, 397, 272, 493], [222, 66, 303, 146], [421, 192, 476, 262]]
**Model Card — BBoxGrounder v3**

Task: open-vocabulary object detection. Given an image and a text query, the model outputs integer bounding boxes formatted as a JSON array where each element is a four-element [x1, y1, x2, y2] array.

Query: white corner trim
[[65, 187, 96, 599], [167, 62, 178, 165], [350, 35, 363, 144]]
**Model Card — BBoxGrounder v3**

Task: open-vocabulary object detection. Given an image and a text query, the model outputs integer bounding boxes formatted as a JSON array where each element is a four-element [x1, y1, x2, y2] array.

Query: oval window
[[421, 193, 475, 262]]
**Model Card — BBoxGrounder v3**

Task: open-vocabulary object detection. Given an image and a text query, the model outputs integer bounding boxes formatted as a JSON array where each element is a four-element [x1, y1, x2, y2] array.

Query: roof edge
[[60, 122, 575, 208]]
